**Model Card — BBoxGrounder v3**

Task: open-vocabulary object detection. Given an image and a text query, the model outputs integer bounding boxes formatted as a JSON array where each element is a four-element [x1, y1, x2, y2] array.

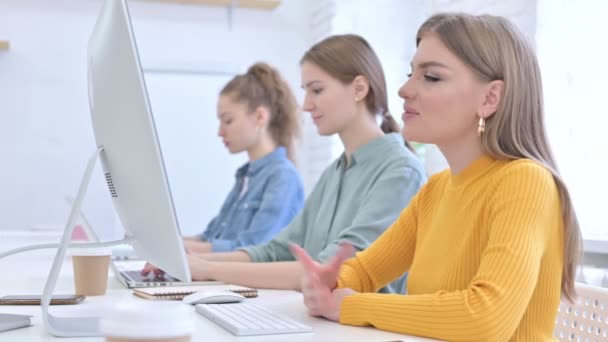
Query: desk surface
[[0, 233, 438, 341]]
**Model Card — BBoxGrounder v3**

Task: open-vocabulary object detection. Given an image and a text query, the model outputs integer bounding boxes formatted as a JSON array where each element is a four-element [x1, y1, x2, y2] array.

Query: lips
[[404, 105, 419, 115], [402, 105, 419, 122], [312, 115, 322, 124]]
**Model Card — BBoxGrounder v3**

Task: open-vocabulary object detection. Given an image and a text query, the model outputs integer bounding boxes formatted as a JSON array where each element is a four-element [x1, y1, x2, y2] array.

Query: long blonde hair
[[417, 13, 581, 302]]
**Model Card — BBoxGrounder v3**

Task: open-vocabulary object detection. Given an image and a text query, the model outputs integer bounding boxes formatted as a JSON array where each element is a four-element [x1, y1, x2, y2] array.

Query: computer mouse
[[182, 291, 245, 305]]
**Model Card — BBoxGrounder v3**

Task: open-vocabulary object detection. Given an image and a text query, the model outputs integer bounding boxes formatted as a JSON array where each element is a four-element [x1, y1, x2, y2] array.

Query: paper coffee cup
[[101, 301, 193, 342], [71, 248, 112, 296]]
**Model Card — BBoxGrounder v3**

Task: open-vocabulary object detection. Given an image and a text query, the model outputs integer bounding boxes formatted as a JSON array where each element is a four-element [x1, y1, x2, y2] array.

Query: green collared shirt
[[241, 133, 426, 293]]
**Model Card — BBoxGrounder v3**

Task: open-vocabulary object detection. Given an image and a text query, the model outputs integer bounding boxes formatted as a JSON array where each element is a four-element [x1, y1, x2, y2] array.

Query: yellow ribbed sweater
[[337, 155, 564, 341]]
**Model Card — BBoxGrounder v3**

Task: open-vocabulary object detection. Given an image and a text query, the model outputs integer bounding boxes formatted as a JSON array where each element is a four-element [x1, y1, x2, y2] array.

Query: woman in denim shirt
[[183, 63, 305, 253], [144, 36, 425, 293]]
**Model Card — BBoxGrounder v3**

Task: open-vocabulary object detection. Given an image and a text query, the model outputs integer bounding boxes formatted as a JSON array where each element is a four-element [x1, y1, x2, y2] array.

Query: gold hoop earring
[[477, 117, 485, 136]]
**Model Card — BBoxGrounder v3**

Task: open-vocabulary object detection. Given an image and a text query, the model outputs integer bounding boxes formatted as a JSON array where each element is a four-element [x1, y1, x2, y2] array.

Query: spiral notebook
[[133, 285, 258, 300]]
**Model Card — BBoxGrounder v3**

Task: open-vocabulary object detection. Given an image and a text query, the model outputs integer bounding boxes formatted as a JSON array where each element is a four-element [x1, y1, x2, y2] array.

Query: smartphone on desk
[[0, 294, 85, 305]]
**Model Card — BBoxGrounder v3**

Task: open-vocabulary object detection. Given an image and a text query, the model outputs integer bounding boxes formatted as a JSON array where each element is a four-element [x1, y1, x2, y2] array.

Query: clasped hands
[[290, 243, 358, 322], [140, 241, 359, 322]]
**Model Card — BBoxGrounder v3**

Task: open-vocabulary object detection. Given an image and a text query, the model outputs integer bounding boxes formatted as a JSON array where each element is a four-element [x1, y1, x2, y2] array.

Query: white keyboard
[[195, 303, 313, 336]]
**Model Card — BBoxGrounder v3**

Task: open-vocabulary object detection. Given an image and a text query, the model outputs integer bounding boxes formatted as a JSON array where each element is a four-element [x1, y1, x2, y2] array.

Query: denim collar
[[236, 146, 287, 177]]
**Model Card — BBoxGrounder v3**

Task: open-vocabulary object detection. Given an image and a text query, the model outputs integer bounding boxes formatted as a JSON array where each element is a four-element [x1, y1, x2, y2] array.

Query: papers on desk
[[0, 313, 31, 333]]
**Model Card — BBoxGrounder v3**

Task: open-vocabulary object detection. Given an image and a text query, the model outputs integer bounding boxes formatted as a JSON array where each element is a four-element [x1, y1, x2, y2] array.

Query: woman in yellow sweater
[[290, 13, 582, 341]]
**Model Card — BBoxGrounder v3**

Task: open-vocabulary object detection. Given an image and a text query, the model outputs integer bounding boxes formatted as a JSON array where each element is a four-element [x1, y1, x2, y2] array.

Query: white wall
[[537, 0, 608, 240], [0, 0, 314, 239], [429, 0, 537, 39]]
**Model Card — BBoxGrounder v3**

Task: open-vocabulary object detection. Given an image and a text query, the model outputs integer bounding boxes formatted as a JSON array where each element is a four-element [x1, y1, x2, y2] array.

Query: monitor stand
[[41, 147, 132, 337]]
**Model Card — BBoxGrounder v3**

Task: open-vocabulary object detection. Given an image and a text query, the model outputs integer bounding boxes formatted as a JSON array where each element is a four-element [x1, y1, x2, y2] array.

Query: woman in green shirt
[[144, 34, 426, 293]]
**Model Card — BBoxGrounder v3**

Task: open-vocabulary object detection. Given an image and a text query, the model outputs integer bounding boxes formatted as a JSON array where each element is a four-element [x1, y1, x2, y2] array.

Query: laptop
[[69, 198, 221, 288], [112, 259, 221, 288]]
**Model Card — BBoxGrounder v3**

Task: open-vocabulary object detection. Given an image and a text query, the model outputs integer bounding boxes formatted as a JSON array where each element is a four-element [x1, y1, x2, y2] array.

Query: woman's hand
[[141, 262, 164, 277], [141, 243, 212, 279], [290, 243, 356, 321], [301, 269, 357, 321], [187, 253, 215, 281], [290, 243, 355, 290]]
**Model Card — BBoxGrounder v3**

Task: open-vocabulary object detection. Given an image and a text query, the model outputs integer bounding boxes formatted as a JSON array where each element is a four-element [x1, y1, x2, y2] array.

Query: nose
[[302, 94, 315, 112], [398, 76, 415, 101], [218, 125, 224, 138]]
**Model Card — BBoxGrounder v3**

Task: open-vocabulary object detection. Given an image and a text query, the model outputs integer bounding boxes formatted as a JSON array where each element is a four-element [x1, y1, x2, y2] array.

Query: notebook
[[0, 313, 31, 333], [133, 285, 258, 300]]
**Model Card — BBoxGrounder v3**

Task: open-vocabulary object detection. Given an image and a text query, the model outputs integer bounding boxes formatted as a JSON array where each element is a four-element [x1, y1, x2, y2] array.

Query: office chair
[[554, 282, 608, 341]]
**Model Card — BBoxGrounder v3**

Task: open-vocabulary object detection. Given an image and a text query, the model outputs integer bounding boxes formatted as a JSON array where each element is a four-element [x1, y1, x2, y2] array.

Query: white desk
[[0, 232, 438, 341]]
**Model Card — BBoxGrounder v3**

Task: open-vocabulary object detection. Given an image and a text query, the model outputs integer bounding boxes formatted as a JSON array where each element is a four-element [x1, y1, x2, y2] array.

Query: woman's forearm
[[207, 261, 302, 290], [200, 250, 251, 262], [183, 239, 211, 253]]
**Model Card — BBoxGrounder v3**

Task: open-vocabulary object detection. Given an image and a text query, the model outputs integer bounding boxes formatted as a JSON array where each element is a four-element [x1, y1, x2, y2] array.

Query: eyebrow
[[410, 61, 450, 70], [301, 80, 322, 89]]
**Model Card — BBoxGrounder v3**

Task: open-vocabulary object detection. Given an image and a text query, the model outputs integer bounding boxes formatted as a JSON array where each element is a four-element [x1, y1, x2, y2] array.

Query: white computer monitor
[[87, 0, 190, 282], [40, 0, 191, 336]]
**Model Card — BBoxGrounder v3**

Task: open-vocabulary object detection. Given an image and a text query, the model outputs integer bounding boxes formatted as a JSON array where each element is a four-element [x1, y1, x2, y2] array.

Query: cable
[[0, 237, 133, 259]]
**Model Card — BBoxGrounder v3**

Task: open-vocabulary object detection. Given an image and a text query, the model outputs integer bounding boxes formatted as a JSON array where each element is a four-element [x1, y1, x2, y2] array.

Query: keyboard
[[195, 303, 313, 336]]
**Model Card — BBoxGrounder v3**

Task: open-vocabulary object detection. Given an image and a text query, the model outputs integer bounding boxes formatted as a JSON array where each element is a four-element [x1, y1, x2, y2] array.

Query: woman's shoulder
[[264, 156, 303, 183], [381, 135, 426, 177], [493, 158, 555, 184], [417, 168, 450, 194], [487, 158, 559, 200]]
